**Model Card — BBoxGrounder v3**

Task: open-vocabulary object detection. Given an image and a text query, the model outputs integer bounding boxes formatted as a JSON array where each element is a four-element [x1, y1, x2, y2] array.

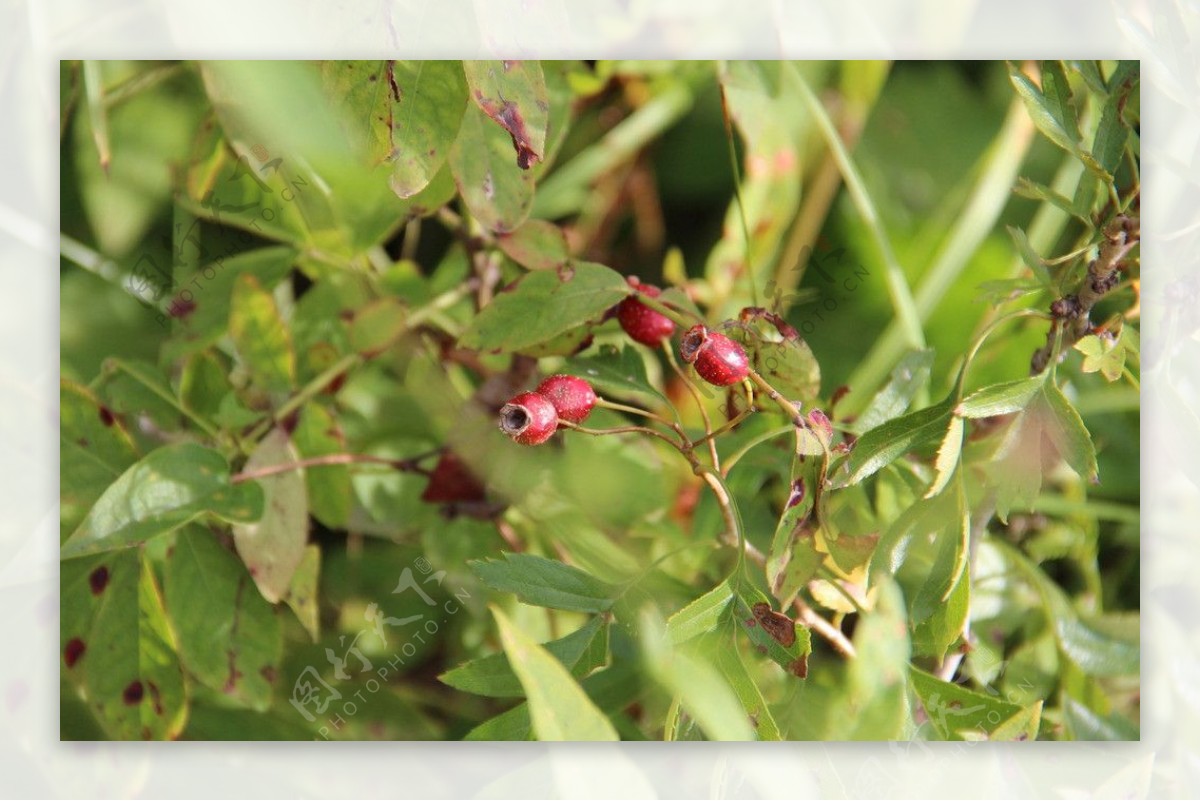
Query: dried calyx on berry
[[680, 324, 750, 387], [536, 374, 597, 424], [498, 392, 559, 445], [616, 276, 676, 347]]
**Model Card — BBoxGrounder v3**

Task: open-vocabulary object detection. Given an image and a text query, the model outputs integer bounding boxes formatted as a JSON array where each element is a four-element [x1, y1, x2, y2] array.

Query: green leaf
[[825, 578, 910, 740], [231, 427, 309, 604], [469, 553, 617, 613], [732, 589, 812, 679], [909, 668, 1029, 741], [462, 60, 549, 169], [990, 701, 1044, 741], [912, 559, 970, 661], [62, 443, 264, 559], [726, 325, 821, 406], [229, 273, 296, 393], [1063, 695, 1139, 740], [853, 349, 935, 433], [448, 101, 534, 233], [1091, 67, 1135, 178], [837, 397, 954, 487], [464, 662, 640, 741], [496, 218, 571, 271], [666, 579, 733, 643], [61, 551, 188, 739], [290, 403, 352, 529], [925, 416, 963, 498], [491, 606, 618, 741], [1074, 334, 1126, 382], [388, 60, 469, 197], [1040, 378, 1098, 482], [440, 617, 607, 698], [563, 343, 669, 406], [767, 444, 824, 605], [60, 379, 139, 536], [1039, 61, 1080, 148], [642, 612, 758, 741], [1006, 226, 1053, 288], [458, 261, 631, 353], [163, 527, 282, 710], [1013, 177, 1091, 225], [283, 544, 321, 641], [715, 632, 782, 741], [1009, 63, 1107, 179], [956, 374, 1047, 418]]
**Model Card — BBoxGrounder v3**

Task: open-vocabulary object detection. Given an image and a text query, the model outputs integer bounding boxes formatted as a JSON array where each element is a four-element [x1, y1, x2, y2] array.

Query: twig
[[793, 597, 857, 659], [231, 452, 429, 483]]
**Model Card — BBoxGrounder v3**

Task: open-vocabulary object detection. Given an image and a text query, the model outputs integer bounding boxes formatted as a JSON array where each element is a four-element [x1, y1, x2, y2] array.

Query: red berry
[[421, 451, 486, 504], [616, 278, 676, 347], [536, 374, 597, 424], [498, 392, 559, 445], [680, 324, 749, 386]]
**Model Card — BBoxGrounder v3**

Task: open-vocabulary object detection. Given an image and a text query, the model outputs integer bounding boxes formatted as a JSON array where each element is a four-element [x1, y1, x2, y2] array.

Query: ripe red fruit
[[421, 451, 486, 504], [498, 392, 559, 445], [616, 278, 676, 347], [535, 374, 597, 424], [680, 324, 750, 386]]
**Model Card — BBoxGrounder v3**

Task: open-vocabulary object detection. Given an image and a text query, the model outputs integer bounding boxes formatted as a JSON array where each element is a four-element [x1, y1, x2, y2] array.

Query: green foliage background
[[59, 60, 1139, 741]]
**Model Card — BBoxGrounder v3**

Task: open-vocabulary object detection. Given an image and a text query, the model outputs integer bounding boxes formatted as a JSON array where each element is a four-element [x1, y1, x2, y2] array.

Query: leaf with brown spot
[[60, 379, 139, 537], [463, 61, 548, 170]]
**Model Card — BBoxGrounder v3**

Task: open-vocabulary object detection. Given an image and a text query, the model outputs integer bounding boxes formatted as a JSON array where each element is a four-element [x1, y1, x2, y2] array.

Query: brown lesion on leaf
[[123, 679, 144, 705], [64, 637, 86, 668], [788, 655, 809, 679], [752, 601, 798, 648], [475, 94, 542, 170], [89, 565, 110, 595]]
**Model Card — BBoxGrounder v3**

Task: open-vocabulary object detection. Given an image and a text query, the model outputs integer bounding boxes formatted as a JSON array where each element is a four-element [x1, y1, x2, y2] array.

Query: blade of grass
[[845, 96, 1036, 409], [791, 64, 924, 354]]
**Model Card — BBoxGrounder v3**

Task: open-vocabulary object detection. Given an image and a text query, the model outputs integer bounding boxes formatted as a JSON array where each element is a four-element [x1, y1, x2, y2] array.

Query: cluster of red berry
[[498, 277, 750, 445]]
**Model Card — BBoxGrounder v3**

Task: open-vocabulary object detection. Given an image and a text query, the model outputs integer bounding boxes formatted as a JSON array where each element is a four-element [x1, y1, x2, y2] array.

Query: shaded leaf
[[733, 589, 811, 679], [62, 443, 264, 559], [290, 403, 352, 529], [441, 617, 607, 698], [492, 606, 618, 741], [163, 527, 282, 710], [925, 416, 963, 499], [909, 667, 1030, 741], [470, 553, 616, 613], [232, 428, 309, 603], [715, 632, 782, 741], [283, 544, 321, 641], [563, 343, 669, 406], [458, 261, 630, 353], [497, 218, 571, 270], [666, 579, 733, 643], [837, 397, 954, 488], [853, 349, 935, 433], [449, 101, 534, 232], [956, 375, 1046, 418], [60, 379, 139, 536], [348, 297, 408, 356]]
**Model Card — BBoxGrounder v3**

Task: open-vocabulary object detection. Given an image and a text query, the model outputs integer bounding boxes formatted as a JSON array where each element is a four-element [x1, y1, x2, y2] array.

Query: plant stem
[[721, 424, 794, 478], [661, 341, 721, 468], [232, 452, 427, 484], [104, 358, 222, 440], [747, 368, 804, 427], [634, 291, 703, 328], [793, 597, 857, 659], [245, 352, 362, 445]]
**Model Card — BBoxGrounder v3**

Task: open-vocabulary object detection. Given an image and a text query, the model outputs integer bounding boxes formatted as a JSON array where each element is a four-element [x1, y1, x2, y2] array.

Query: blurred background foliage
[[59, 59, 1138, 741]]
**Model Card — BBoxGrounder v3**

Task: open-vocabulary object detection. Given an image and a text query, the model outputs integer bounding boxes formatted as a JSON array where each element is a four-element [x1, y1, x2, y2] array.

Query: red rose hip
[[616, 278, 676, 347], [535, 374, 597, 424], [498, 392, 559, 445], [680, 324, 750, 387]]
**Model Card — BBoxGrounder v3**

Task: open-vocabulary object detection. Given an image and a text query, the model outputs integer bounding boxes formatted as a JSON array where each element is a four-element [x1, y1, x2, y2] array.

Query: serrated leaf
[[838, 397, 954, 487], [956, 375, 1047, 418], [492, 606, 618, 741], [912, 560, 969, 661], [725, 324, 821, 406], [463, 60, 549, 170], [62, 443, 264, 559], [714, 633, 782, 740], [1007, 226, 1053, 288], [666, 580, 733, 643], [1040, 379, 1098, 482], [232, 427, 309, 604], [441, 617, 607, 698], [853, 349, 935, 433], [1039, 61, 1080, 147], [388, 60, 469, 197], [1009, 63, 1109, 180], [470, 553, 616, 613], [61, 551, 188, 739], [229, 273, 296, 393], [163, 527, 282, 710], [458, 261, 630, 353], [1013, 177, 1091, 224]]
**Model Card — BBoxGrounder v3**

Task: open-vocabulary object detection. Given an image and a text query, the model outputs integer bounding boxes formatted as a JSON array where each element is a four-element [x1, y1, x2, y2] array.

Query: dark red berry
[[536, 374, 597, 424], [499, 392, 559, 445], [616, 278, 676, 347], [680, 325, 749, 386], [421, 451, 486, 504]]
